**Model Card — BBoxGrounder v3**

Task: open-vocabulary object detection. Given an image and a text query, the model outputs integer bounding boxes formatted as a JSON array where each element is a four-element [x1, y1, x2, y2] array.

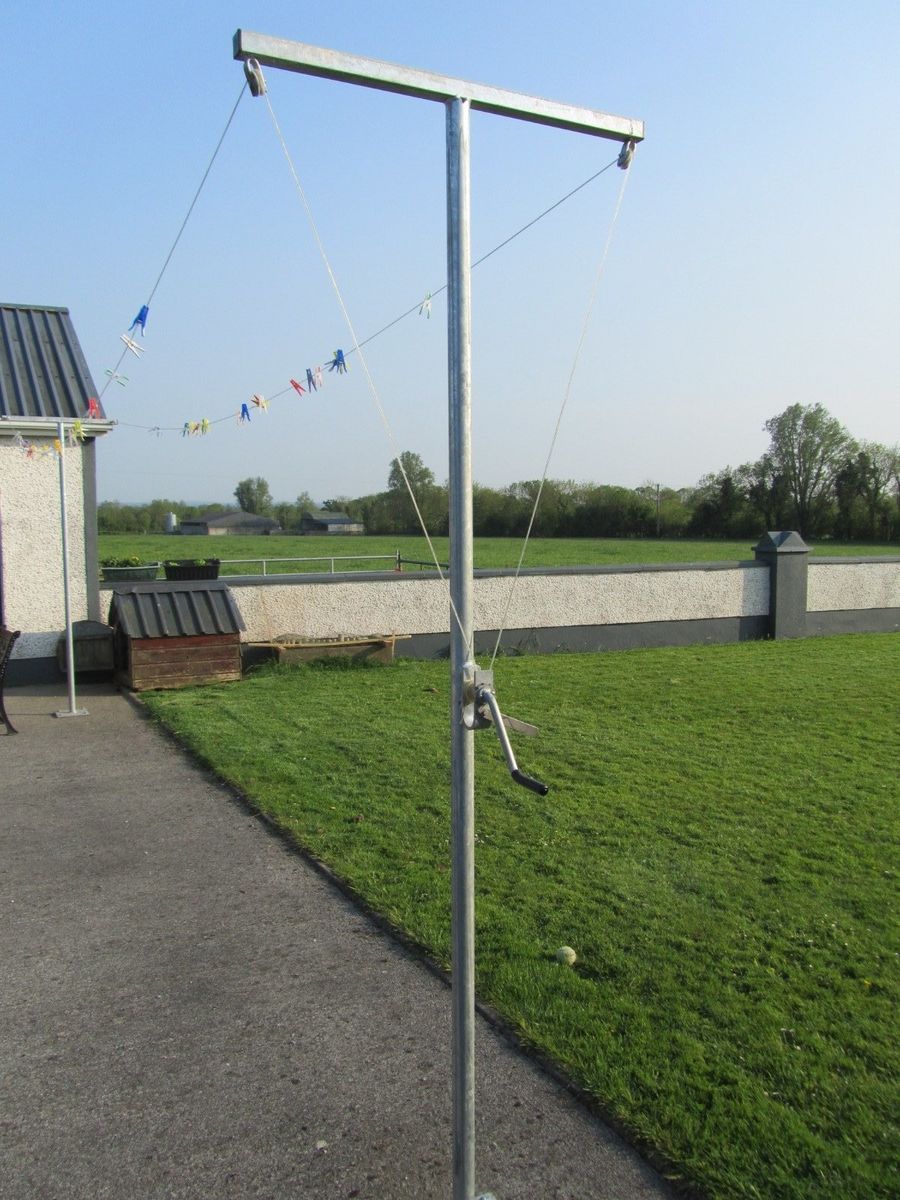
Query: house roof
[[185, 510, 279, 528], [303, 510, 355, 523], [108, 584, 245, 639], [0, 304, 106, 422]]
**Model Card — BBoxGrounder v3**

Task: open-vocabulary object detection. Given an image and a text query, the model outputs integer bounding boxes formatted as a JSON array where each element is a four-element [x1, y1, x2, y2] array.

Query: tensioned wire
[[259, 86, 475, 654], [99, 81, 248, 401], [488, 160, 633, 669], [259, 85, 635, 667], [115, 157, 623, 433], [105, 77, 634, 663]]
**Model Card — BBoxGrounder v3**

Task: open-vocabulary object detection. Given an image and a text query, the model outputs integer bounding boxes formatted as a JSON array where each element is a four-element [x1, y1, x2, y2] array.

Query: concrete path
[[0, 684, 674, 1200]]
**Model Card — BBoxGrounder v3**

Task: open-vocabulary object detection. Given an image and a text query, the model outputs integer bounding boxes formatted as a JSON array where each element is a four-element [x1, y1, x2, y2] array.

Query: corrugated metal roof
[[303, 510, 354, 523], [108, 584, 245, 639], [0, 304, 105, 421]]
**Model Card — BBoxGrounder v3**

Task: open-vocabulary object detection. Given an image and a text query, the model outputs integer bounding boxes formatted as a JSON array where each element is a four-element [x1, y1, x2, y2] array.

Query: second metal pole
[[54, 421, 88, 719], [446, 96, 476, 1200]]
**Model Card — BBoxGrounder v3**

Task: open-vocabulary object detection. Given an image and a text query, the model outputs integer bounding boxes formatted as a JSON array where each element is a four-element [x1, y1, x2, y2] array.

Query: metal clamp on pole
[[244, 57, 267, 96], [464, 666, 549, 795]]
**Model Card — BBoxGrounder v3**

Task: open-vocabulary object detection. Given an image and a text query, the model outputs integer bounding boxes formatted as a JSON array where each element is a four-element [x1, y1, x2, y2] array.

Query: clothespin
[[104, 370, 129, 387], [86, 398, 101, 419], [419, 293, 432, 319], [328, 349, 348, 374], [200, 418, 211, 435], [290, 378, 306, 397], [251, 393, 268, 411], [129, 304, 150, 336], [53, 438, 62, 456], [120, 333, 145, 358], [306, 368, 317, 393], [67, 421, 86, 446], [314, 366, 324, 389], [182, 422, 191, 437], [239, 403, 251, 423]]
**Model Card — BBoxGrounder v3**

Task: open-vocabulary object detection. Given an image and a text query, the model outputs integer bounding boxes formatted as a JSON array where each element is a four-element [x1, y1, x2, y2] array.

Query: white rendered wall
[[808, 561, 900, 612], [99, 565, 769, 645], [1, 439, 88, 660]]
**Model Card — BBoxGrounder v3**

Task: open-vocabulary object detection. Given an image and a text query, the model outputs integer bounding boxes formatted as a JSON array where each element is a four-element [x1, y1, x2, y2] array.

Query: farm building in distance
[[299, 509, 364, 535], [179, 510, 280, 536]]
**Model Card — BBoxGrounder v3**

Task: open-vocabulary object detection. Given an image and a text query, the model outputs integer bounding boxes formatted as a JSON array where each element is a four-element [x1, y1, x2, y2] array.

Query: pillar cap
[[754, 531, 809, 554]]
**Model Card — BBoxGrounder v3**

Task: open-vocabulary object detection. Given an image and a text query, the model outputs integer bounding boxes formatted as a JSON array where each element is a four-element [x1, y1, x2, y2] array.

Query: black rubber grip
[[512, 768, 549, 796]]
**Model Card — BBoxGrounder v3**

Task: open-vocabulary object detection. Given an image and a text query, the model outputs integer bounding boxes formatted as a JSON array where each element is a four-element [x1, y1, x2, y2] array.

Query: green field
[[98, 532, 899, 575], [144, 634, 900, 1199]]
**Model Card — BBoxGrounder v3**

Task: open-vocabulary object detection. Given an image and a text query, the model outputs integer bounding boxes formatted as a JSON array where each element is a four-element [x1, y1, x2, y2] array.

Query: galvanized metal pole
[[54, 421, 88, 719], [231, 35, 642, 1199], [446, 96, 476, 1200]]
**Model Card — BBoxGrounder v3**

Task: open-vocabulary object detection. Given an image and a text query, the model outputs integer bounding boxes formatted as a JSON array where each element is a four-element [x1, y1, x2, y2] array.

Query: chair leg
[[0, 696, 17, 734]]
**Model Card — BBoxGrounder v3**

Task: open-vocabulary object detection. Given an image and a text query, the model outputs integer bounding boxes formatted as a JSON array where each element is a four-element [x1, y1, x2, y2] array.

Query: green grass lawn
[[99, 532, 899, 575], [143, 634, 899, 1199]]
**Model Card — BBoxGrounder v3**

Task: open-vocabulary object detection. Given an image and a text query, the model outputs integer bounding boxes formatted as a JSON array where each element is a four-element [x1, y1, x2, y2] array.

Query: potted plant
[[100, 556, 160, 582], [163, 558, 221, 581]]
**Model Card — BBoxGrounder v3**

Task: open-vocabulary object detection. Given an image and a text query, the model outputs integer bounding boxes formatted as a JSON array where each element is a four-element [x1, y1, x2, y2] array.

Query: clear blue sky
[[4, 1, 898, 505]]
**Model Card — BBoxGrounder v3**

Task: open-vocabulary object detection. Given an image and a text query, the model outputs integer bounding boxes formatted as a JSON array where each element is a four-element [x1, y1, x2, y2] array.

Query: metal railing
[[218, 553, 401, 576], [99, 551, 454, 581]]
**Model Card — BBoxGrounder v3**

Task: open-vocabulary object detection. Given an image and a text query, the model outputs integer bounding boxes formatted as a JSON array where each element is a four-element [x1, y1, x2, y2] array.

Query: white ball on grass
[[555, 945, 577, 966]]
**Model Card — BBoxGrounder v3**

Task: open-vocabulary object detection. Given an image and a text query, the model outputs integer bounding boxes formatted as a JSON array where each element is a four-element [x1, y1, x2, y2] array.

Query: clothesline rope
[[114, 153, 622, 433], [98, 81, 248, 401], [488, 160, 634, 669]]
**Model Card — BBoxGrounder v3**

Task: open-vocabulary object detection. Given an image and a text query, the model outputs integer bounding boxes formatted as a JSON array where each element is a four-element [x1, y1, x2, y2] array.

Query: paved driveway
[[0, 684, 673, 1199]]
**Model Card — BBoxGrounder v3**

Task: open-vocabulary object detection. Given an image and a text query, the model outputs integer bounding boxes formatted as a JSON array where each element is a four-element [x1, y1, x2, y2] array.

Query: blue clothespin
[[328, 349, 348, 374], [239, 403, 251, 423], [129, 304, 149, 336], [306, 367, 317, 392]]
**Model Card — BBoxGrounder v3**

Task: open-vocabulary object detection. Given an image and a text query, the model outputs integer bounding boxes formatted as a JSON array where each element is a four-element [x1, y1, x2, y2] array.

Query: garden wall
[[11, 536, 898, 683]]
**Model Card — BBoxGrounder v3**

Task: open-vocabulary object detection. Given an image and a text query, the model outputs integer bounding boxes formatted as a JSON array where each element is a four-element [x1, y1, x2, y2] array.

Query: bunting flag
[[13, 431, 66, 459]]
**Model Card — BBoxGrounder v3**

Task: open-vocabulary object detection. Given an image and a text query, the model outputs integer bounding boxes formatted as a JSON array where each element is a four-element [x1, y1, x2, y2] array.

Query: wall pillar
[[754, 531, 809, 639]]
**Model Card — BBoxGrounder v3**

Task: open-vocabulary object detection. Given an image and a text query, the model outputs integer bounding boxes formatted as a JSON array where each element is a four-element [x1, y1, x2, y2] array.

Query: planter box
[[163, 560, 220, 581], [101, 564, 159, 582]]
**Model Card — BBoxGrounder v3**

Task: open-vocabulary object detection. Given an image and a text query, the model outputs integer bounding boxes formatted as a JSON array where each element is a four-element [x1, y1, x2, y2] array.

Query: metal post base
[[53, 708, 89, 718]]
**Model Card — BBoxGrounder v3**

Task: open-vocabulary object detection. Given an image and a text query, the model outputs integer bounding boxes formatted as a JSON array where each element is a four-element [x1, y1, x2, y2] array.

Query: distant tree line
[[98, 404, 898, 542]]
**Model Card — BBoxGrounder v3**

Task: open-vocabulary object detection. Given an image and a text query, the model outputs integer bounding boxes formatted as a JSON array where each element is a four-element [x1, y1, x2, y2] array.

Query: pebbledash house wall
[[2, 435, 100, 679]]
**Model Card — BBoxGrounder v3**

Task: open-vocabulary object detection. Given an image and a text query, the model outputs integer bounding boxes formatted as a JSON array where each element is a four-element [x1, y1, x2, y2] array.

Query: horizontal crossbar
[[233, 30, 644, 143]]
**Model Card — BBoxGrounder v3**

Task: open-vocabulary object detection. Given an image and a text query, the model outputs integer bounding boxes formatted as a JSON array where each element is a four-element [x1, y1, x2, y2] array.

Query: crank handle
[[478, 686, 550, 796]]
